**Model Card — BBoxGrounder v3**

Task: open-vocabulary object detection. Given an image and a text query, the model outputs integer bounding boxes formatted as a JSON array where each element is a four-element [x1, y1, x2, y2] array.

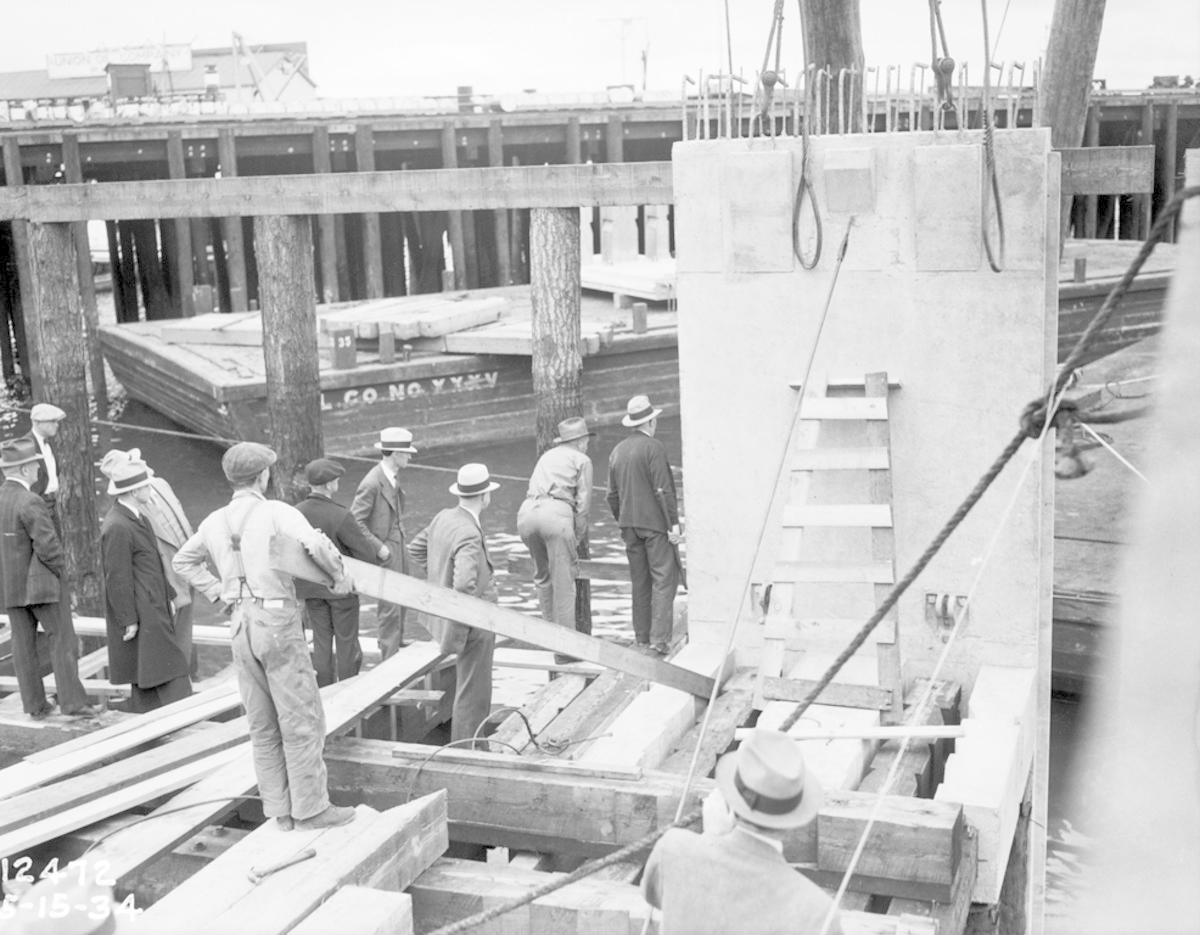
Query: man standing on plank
[[353, 427, 417, 656]]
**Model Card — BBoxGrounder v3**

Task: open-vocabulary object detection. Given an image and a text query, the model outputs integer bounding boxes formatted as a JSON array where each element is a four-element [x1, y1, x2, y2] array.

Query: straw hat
[[621, 395, 662, 428], [449, 463, 500, 497], [107, 460, 154, 497], [714, 728, 824, 830], [375, 427, 418, 454], [553, 417, 595, 445]]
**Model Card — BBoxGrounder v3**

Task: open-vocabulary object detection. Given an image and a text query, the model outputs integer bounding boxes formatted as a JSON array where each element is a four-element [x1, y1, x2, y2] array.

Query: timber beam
[[0, 163, 675, 222]]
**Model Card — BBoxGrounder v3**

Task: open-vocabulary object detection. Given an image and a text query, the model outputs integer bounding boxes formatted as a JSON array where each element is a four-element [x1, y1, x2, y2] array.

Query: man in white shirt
[[24, 402, 66, 503]]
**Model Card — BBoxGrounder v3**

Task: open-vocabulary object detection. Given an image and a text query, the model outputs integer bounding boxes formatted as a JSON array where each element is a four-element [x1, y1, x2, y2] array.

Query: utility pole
[[799, 0, 865, 132]]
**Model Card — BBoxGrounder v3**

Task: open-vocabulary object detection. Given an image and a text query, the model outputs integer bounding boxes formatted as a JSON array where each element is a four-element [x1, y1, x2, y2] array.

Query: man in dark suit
[[101, 459, 192, 712], [352, 427, 417, 657], [408, 463, 498, 746], [606, 395, 682, 655], [0, 437, 91, 718], [296, 458, 378, 686]]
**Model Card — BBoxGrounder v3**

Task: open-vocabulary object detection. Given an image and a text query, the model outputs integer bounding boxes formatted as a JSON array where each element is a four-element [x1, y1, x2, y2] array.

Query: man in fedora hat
[[101, 460, 192, 712], [174, 442, 357, 831], [0, 437, 92, 719], [23, 402, 66, 503], [642, 728, 842, 934], [408, 463, 499, 745], [352, 427, 418, 656], [517, 417, 595, 651], [296, 457, 378, 686], [606, 395, 682, 655]]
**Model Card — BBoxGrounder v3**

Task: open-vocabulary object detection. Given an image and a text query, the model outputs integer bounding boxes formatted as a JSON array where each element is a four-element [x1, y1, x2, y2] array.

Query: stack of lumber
[[581, 256, 677, 303], [416, 320, 614, 357]]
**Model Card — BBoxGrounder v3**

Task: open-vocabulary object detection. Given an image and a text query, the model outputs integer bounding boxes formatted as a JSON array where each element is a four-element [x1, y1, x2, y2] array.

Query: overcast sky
[[2, 1, 1196, 98]]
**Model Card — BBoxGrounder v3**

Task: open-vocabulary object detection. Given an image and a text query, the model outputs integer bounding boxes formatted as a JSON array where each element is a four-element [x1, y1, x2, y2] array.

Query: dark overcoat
[[101, 503, 187, 688], [0, 478, 62, 607]]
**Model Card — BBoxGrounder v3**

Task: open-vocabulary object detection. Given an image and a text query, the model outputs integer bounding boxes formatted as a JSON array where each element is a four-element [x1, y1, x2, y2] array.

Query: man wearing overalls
[[173, 442, 356, 831]]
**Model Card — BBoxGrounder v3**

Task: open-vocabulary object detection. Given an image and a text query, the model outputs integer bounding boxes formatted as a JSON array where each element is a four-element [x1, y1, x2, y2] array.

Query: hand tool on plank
[[247, 847, 317, 885]]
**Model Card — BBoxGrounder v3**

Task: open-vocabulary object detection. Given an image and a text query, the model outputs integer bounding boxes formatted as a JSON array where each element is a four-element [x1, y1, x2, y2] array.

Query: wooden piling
[[1083, 106, 1100, 238], [132, 220, 170, 319], [217, 129, 249, 311], [165, 132, 196, 317], [529, 206, 590, 633], [2, 138, 37, 393], [26, 221, 102, 612], [488, 119, 512, 286], [60, 134, 106, 409], [0, 256, 14, 379], [1139, 102, 1155, 239], [355, 124, 385, 299], [254, 215, 323, 504], [440, 123, 467, 290], [312, 127, 340, 304], [509, 156, 527, 284], [1161, 100, 1179, 242], [331, 146, 353, 299], [118, 222, 139, 320]]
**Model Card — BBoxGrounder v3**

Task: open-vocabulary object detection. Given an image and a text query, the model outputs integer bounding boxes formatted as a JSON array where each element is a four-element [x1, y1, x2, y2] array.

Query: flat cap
[[30, 403, 66, 422], [304, 458, 345, 486], [221, 442, 277, 483]]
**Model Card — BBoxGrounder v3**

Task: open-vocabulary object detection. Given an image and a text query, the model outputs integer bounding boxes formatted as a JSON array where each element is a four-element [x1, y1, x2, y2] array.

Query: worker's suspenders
[[224, 500, 268, 602]]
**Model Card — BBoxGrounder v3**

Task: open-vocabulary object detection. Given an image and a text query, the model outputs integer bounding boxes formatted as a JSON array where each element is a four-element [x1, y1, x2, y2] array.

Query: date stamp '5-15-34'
[[1, 856, 142, 926]]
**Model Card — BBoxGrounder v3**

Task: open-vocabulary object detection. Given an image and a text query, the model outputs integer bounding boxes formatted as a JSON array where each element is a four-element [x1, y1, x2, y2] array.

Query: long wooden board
[[68, 643, 444, 884], [270, 539, 715, 699], [0, 163, 675, 222]]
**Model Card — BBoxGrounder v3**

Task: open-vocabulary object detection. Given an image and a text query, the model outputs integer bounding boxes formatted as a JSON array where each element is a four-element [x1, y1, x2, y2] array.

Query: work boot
[[650, 642, 670, 657], [275, 816, 295, 831], [29, 703, 54, 720], [62, 704, 98, 718], [296, 805, 356, 830]]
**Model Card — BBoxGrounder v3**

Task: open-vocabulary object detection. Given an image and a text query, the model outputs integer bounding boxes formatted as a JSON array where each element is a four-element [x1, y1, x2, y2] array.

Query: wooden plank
[[781, 504, 893, 527], [541, 670, 641, 755], [760, 677, 893, 710], [885, 826, 978, 935], [289, 886, 413, 935], [70, 644, 445, 885], [270, 539, 715, 699], [135, 794, 445, 935], [659, 686, 753, 777], [790, 447, 891, 470], [800, 397, 888, 420], [491, 674, 588, 753], [1059, 145, 1155, 195], [772, 562, 895, 584], [0, 163, 676, 222], [0, 674, 126, 697]]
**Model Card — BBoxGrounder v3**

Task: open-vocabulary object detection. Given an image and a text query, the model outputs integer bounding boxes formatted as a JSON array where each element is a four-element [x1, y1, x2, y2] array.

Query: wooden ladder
[[755, 371, 904, 722]]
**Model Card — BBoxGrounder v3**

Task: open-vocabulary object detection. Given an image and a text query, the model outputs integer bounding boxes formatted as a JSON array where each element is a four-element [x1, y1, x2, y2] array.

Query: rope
[[792, 72, 823, 270], [427, 808, 703, 935], [1078, 421, 1150, 484], [779, 182, 1200, 733], [979, 0, 1006, 272]]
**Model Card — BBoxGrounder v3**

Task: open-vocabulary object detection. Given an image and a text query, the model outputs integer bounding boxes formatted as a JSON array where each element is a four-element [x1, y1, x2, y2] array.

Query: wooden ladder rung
[[781, 504, 893, 527], [789, 375, 903, 391], [799, 397, 888, 421], [773, 561, 896, 584], [791, 447, 890, 471]]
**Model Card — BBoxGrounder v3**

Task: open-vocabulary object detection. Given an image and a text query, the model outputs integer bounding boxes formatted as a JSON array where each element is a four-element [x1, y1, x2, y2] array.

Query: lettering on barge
[[320, 371, 500, 410]]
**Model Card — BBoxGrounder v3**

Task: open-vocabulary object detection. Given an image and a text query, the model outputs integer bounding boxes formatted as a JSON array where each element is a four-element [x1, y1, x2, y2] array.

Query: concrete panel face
[[673, 129, 1056, 690]]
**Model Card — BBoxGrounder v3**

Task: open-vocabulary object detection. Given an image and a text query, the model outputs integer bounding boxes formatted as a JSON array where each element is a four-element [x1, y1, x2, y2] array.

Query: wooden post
[[1083, 106, 1100, 238], [254, 215, 323, 504], [26, 222, 102, 612], [1139, 103, 1155, 238], [565, 117, 582, 165], [355, 124, 385, 299], [188, 150, 214, 290], [165, 132, 195, 317], [60, 133, 106, 409], [1038, 0, 1108, 244], [529, 206, 590, 635], [330, 146, 353, 299], [799, 0, 866, 132], [0, 246, 16, 379], [2, 138, 38, 394], [132, 220, 170, 320], [312, 127, 340, 304], [217, 129, 249, 311], [440, 123, 467, 290], [488, 120, 512, 286], [1161, 100, 1179, 243]]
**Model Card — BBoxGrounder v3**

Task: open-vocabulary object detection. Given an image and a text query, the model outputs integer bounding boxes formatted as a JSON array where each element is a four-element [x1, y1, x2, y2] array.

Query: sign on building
[[46, 45, 193, 79]]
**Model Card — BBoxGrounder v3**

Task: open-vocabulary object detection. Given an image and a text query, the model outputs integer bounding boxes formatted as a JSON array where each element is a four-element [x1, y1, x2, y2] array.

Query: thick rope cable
[[1078, 421, 1150, 484], [780, 183, 1199, 733], [818, 382, 1066, 934], [792, 0, 823, 270]]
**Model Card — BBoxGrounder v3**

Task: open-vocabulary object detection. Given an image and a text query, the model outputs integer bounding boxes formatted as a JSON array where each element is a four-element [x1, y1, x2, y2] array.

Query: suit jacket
[[295, 491, 378, 600], [642, 827, 843, 935], [0, 478, 63, 607], [20, 430, 54, 497], [606, 431, 678, 532], [101, 503, 187, 688], [351, 463, 406, 553], [407, 506, 494, 654]]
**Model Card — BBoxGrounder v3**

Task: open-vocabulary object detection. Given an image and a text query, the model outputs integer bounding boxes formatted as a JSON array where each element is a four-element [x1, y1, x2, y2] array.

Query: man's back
[[0, 479, 61, 608], [606, 432, 676, 532], [642, 827, 841, 935]]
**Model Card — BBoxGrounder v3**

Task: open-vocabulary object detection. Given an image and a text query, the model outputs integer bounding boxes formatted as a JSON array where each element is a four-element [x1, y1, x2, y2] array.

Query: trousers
[[130, 674, 192, 713], [7, 602, 88, 714], [621, 526, 678, 646], [448, 626, 496, 746], [305, 595, 363, 687], [230, 601, 329, 821], [376, 537, 408, 657], [516, 498, 578, 632]]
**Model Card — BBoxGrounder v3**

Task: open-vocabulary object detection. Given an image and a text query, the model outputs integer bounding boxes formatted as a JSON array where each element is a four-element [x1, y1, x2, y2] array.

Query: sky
[[2, 0, 1196, 99]]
